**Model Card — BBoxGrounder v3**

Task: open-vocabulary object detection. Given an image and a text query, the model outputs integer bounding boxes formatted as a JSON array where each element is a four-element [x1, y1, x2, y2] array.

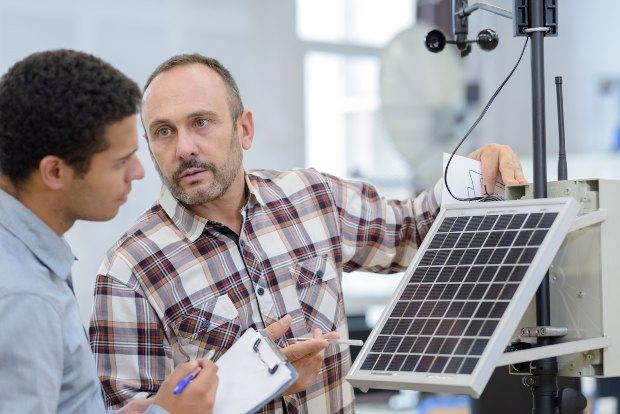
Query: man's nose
[[175, 129, 199, 159]]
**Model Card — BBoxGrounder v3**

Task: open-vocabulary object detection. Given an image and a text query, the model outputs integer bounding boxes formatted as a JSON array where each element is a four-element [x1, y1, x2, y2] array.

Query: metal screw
[[577, 291, 585, 298]]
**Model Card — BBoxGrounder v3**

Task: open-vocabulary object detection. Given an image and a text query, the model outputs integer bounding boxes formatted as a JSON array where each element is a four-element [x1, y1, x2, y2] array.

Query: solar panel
[[346, 198, 580, 397]]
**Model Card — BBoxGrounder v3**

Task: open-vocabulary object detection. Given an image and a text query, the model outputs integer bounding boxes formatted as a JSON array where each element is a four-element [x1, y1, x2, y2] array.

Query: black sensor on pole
[[556, 76, 568, 181]]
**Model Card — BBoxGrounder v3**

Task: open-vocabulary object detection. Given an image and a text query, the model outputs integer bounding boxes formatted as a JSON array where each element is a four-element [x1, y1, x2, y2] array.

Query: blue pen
[[173, 350, 215, 395]]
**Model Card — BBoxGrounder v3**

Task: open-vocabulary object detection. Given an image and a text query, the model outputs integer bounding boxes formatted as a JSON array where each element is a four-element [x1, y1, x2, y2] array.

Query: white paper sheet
[[442, 153, 505, 204], [214, 329, 296, 413]]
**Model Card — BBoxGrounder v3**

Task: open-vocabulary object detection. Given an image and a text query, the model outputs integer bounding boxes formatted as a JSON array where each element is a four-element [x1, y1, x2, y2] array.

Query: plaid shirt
[[89, 168, 439, 413]]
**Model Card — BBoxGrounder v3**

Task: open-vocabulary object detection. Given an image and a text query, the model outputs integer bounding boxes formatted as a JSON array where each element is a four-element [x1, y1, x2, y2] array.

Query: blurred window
[[297, 0, 417, 312]]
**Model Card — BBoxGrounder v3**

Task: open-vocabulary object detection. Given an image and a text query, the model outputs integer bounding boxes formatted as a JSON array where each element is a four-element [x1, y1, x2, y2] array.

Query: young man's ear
[[38, 155, 75, 190]]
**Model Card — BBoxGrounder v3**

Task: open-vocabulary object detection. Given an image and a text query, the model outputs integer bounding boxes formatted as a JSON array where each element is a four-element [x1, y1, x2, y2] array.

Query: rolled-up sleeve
[[0, 294, 63, 414]]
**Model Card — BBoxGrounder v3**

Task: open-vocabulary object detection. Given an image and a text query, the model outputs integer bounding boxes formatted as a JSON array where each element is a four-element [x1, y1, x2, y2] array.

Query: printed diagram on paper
[[442, 153, 505, 204]]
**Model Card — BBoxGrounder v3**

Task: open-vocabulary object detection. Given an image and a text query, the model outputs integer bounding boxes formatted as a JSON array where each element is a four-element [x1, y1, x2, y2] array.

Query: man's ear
[[238, 110, 254, 151], [37, 155, 74, 190]]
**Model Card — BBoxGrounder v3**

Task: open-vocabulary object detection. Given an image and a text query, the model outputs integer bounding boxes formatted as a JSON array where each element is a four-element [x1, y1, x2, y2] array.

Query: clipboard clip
[[253, 338, 280, 374]]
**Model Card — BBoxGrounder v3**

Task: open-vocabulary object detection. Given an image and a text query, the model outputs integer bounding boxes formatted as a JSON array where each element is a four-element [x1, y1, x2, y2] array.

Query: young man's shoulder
[[0, 230, 61, 301]]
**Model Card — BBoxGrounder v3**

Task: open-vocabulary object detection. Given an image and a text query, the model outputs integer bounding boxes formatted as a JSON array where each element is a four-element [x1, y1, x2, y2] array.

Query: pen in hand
[[172, 349, 215, 395], [290, 337, 364, 347]]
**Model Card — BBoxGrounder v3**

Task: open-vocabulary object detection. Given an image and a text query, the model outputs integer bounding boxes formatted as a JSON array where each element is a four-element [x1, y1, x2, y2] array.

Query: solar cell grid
[[351, 200, 576, 392], [493, 215, 512, 230], [469, 232, 488, 247], [465, 216, 483, 231]]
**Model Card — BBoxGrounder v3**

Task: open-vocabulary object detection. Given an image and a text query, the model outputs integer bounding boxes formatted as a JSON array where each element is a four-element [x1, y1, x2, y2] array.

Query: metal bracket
[[456, 2, 513, 19], [568, 209, 607, 233], [514, 0, 558, 37], [497, 337, 610, 367], [521, 326, 568, 338]]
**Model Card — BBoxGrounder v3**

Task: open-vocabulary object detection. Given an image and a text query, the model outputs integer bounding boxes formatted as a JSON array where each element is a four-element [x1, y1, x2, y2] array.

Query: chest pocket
[[291, 254, 343, 333], [168, 294, 241, 363]]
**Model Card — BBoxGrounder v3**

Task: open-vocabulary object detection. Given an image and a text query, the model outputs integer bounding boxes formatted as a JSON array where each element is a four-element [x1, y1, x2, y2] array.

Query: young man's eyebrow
[[118, 147, 139, 161]]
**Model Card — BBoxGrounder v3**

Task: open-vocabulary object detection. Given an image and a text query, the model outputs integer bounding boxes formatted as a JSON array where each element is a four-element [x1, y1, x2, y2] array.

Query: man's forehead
[[142, 64, 227, 120], [144, 65, 225, 102]]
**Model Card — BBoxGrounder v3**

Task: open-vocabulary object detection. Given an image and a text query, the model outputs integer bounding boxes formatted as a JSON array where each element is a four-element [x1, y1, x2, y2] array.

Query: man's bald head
[[143, 54, 243, 122]]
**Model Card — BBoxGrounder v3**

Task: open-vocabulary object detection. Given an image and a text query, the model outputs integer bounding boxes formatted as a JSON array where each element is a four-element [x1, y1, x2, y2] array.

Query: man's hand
[[264, 315, 337, 395], [468, 143, 527, 195], [152, 358, 219, 414], [116, 398, 154, 414]]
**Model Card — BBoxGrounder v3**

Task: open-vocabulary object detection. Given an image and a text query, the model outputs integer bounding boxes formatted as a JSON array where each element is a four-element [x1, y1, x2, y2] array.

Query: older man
[[90, 54, 526, 413]]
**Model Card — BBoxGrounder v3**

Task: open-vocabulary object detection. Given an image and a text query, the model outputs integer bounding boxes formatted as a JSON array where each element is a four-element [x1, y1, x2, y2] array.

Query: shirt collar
[[158, 172, 268, 242], [0, 189, 75, 281], [159, 186, 208, 243], [245, 172, 267, 207]]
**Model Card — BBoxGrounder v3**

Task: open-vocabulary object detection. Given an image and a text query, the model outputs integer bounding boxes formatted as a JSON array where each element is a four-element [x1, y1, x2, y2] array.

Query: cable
[[444, 37, 530, 202]]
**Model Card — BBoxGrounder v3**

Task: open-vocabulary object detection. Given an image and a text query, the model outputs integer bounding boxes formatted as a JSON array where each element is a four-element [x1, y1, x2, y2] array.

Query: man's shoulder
[[248, 168, 332, 197], [0, 228, 60, 300], [99, 203, 182, 283]]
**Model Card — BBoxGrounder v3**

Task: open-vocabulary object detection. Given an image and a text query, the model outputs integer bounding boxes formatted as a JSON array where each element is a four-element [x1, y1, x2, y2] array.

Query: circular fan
[[380, 22, 466, 189]]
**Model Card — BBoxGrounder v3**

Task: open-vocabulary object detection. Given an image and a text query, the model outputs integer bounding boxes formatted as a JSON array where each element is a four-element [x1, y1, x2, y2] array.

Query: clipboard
[[213, 328, 297, 413]]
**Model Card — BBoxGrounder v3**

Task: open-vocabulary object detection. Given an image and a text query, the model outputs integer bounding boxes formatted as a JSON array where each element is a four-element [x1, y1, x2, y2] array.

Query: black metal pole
[[529, 1, 558, 413]]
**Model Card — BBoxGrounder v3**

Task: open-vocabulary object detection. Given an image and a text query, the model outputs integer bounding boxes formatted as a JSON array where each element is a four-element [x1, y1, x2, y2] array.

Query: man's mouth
[[180, 168, 207, 178]]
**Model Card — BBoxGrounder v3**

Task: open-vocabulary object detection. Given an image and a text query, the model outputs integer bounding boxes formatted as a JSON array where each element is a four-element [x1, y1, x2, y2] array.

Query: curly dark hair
[[0, 49, 141, 185]]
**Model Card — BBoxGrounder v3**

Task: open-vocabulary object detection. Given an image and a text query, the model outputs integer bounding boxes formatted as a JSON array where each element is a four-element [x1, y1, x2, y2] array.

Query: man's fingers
[[470, 143, 527, 192], [313, 329, 327, 358], [195, 358, 218, 371], [480, 150, 500, 195], [187, 360, 218, 392], [282, 339, 328, 362], [264, 314, 292, 340], [513, 155, 528, 184], [166, 360, 201, 383], [117, 398, 154, 414], [323, 331, 340, 340], [499, 163, 519, 186], [497, 148, 522, 186]]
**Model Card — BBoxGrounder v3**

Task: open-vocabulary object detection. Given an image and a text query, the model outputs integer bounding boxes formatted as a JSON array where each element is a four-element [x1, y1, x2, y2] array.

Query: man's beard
[[155, 133, 242, 206]]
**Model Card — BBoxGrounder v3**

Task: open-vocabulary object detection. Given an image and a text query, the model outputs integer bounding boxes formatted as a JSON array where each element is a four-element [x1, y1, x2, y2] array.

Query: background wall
[[0, 0, 305, 323], [1, 0, 619, 332]]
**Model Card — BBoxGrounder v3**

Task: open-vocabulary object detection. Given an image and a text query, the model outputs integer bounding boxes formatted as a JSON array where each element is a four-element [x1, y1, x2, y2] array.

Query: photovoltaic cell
[[347, 199, 579, 398], [353, 204, 573, 378]]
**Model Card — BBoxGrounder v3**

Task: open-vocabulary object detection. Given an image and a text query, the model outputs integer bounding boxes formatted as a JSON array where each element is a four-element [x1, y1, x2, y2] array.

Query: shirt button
[[257, 287, 265, 296]]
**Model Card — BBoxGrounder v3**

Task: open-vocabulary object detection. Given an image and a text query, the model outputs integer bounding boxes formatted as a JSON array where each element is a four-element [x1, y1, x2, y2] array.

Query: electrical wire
[[444, 37, 530, 202]]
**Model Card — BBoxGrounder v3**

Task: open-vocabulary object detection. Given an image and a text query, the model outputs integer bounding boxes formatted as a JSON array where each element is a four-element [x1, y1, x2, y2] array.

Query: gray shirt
[[0, 190, 166, 414]]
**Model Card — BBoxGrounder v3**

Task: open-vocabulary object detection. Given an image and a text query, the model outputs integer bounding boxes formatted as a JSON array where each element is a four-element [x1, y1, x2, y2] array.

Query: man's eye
[[157, 127, 172, 137], [195, 118, 208, 128]]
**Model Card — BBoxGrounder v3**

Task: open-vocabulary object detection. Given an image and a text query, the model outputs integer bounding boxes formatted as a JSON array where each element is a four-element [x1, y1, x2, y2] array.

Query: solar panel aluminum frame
[[346, 197, 580, 397]]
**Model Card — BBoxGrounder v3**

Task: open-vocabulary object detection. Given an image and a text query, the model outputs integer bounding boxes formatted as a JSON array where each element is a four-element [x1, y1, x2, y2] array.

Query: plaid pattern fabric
[[89, 168, 439, 413]]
